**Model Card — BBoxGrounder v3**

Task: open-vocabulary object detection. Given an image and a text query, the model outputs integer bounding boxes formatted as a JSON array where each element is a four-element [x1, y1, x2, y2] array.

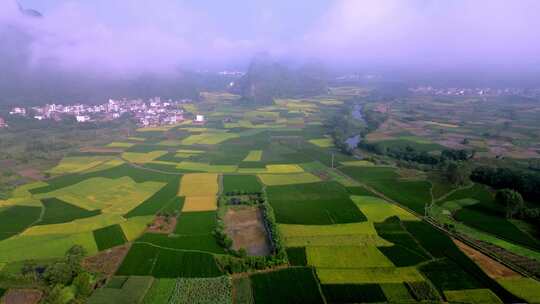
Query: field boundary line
[[133, 241, 222, 255]]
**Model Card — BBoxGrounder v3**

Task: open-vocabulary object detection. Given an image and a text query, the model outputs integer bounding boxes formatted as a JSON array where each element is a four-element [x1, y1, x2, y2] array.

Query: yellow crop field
[[258, 173, 321, 186], [128, 137, 146, 141], [0, 232, 98, 263], [278, 222, 392, 247], [308, 138, 334, 148], [243, 150, 263, 162], [182, 196, 217, 212], [307, 246, 394, 268], [181, 132, 239, 145], [106, 142, 134, 148], [350, 196, 418, 222], [179, 173, 219, 197], [497, 277, 540, 303], [36, 176, 164, 213], [83, 159, 125, 173], [120, 216, 154, 241], [444, 289, 503, 304], [49, 156, 113, 175], [265, 164, 304, 173], [122, 151, 168, 163], [317, 267, 424, 284], [0, 182, 47, 207], [22, 214, 126, 236]]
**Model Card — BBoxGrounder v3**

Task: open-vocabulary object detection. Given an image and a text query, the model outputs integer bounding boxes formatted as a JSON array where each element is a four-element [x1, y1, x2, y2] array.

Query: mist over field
[[1, 0, 540, 102]]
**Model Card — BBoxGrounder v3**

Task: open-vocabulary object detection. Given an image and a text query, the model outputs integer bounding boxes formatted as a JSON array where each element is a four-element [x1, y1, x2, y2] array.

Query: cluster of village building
[[0, 97, 205, 129], [409, 86, 540, 98]]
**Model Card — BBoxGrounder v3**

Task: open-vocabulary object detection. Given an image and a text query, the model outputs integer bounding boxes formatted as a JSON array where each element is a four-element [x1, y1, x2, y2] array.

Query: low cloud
[[1, 0, 540, 79]]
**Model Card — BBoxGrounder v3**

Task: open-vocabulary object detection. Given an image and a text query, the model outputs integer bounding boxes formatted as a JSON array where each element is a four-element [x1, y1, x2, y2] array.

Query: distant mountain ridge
[[18, 2, 42, 18], [233, 55, 328, 105]]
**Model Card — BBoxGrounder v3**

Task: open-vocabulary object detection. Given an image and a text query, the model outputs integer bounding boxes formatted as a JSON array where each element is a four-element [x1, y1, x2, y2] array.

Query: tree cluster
[[471, 166, 540, 203]]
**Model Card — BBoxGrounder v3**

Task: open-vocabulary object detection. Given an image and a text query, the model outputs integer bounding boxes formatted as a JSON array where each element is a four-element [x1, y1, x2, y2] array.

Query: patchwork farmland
[[0, 92, 539, 304]]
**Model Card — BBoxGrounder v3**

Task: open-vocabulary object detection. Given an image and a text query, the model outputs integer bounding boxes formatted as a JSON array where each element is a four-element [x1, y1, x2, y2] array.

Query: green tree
[[72, 272, 94, 297], [444, 162, 468, 186], [65, 245, 86, 275], [45, 284, 75, 304], [44, 262, 73, 286], [495, 189, 524, 219]]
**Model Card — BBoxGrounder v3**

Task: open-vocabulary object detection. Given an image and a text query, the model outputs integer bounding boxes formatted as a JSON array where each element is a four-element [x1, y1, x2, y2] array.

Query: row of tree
[[471, 166, 540, 203]]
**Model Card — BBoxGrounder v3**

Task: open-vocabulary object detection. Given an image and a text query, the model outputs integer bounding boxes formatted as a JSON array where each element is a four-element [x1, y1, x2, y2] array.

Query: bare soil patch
[[146, 216, 177, 234], [0, 159, 16, 168], [224, 206, 271, 256], [82, 244, 130, 276], [17, 168, 45, 180], [454, 239, 518, 279], [2, 289, 42, 304]]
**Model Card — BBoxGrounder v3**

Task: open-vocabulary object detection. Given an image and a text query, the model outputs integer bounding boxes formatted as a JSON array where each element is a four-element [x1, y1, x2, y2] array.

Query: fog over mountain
[[1, 0, 540, 103]]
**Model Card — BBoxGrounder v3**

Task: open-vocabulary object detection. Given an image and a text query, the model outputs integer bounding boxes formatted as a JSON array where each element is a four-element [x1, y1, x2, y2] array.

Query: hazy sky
[[3, 0, 540, 78]]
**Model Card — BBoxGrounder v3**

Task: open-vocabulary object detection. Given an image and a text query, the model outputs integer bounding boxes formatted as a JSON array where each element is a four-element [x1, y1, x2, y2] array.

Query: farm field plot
[[351, 195, 418, 222], [169, 276, 232, 304], [179, 173, 219, 211], [222, 175, 262, 193], [122, 151, 168, 163], [22, 213, 126, 236], [181, 132, 239, 145], [317, 266, 424, 284], [250, 267, 325, 304], [120, 216, 154, 241], [106, 142, 135, 148], [179, 173, 218, 197], [125, 176, 180, 218], [137, 232, 225, 254], [232, 277, 254, 304], [0, 232, 98, 262], [182, 196, 217, 212], [341, 166, 432, 214], [38, 197, 101, 225], [279, 222, 392, 247], [257, 172, 321, 186], [142, 278, 176, 304], [176, 161, 238, 173], [444, 289, 503, 304], [88, 276, 153, 304], [116, 243, 223, 278], [322, 284, 388, 304], [496, 277, 540, 303], [308, 138, 334, 148], [93, 224, 127, 251], [306, 245, 393, 268], [0, 205, 42, 241], [36, 176, 165, 214], [265, 164, 304, 173], [243, 150, 263, 161], [48, 156, 113, 175], [266, 181, 366, 225]]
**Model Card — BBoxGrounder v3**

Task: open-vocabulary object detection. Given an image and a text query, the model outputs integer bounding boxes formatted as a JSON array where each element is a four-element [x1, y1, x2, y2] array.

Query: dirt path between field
[[453, 239, 519, 279]]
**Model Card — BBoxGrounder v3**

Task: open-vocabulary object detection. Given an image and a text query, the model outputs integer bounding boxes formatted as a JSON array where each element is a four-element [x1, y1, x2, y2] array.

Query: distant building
[[76, 115, 90, 122], [195, 115, 205, 122], [34, 115, 45, 120], [0, 117, 7, 128], [9, 107, 26, 116]]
